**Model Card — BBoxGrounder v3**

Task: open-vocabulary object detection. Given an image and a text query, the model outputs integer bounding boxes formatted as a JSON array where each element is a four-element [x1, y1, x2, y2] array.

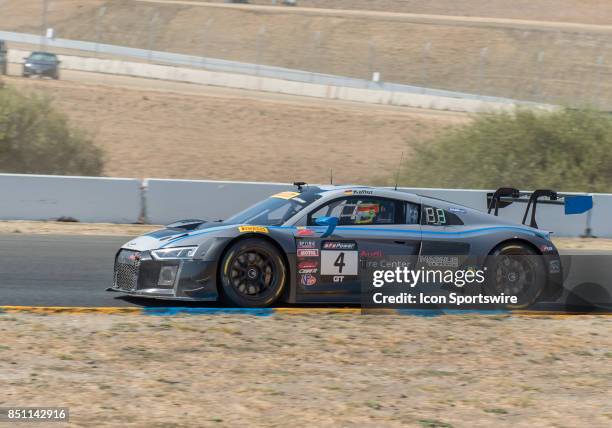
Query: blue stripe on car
[[161, 224, 538, 248]]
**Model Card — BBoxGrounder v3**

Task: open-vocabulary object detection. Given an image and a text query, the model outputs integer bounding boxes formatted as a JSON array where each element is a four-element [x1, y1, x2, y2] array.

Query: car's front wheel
[[219, 238, 287, 307], [484, 243, 546, 308]]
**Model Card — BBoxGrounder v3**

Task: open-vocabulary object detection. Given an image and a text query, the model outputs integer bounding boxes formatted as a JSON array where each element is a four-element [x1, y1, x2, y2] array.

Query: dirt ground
[[193, 0, 612, 24], [3, 73, 465, 184], [0, 312, 610, 427]]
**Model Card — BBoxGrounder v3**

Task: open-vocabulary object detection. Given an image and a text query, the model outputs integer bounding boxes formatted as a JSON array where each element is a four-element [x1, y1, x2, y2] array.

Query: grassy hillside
[[199, 0, 612, 25], [1, 1, 611, 107]]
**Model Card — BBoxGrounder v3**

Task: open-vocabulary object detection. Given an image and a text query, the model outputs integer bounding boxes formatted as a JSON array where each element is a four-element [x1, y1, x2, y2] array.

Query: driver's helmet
[[355, 203, 380, 224]]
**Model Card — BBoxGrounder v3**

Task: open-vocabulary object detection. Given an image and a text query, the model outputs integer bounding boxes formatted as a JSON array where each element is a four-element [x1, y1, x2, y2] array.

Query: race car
[[108, 184, 592, 308]]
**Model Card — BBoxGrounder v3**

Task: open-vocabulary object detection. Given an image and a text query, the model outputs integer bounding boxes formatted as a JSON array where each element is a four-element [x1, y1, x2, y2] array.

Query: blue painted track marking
[[142, 307, 275, 316]]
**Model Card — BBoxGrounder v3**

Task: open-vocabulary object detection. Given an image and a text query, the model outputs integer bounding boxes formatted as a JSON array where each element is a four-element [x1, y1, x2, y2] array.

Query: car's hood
[[121, 223, 236, 252]]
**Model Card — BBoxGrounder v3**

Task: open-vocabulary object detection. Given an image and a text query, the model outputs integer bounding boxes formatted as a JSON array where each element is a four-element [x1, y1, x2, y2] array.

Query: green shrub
[[399, 109, 612, 193], [0, 86, 103, 176]]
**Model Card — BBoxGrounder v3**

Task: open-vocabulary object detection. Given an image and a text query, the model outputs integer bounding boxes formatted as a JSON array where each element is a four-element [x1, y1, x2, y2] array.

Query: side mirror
[[315, 216, 338, 238]]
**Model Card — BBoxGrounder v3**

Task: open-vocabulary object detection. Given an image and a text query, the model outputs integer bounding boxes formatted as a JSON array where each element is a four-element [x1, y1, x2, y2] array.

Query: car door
[[419, 204, 471, 259], [294, 196, 422, 299]]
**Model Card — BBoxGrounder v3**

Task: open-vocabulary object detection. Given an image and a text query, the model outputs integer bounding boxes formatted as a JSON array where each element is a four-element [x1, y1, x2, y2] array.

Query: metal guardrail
[[0, 30, 539, 106]]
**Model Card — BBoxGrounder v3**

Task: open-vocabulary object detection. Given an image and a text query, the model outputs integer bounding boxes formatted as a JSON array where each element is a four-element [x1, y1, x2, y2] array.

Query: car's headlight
[[25, 63, 32, 67], [151, 246, 197, 260]]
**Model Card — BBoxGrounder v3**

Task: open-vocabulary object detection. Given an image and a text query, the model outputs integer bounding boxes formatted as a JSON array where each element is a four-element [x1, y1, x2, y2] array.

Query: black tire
[[484, 243, 546, 308], [52, 71, 59, 80], [219, 238, 287, 307]]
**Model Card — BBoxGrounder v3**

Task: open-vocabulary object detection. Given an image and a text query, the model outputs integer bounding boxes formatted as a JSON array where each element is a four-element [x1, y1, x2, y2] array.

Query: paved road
[[0, 234, 611, 309], [0, 234, 135, 307]]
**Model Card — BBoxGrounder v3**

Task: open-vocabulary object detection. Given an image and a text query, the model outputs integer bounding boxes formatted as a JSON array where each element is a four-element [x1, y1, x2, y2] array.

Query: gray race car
[[108, 184, 592, 308]]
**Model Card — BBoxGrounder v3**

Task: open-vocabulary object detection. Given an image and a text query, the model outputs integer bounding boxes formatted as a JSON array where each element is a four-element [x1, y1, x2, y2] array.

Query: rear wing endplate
[[486, 187, 593, 229]]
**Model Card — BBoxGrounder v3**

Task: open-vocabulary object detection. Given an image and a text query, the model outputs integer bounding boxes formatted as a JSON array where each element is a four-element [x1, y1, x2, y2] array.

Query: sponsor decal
[[297, 240, 317, 249], [300, 274, 317, 286], [344, 189, 373, 196], [299, 268, 318, 274], [271, 191, 300, 200], [322, 241, 357, 250], [321, 250, 359, 276], [448, 207, 467, 214], [238, 226, 269, 234], [297, 249, 319, 257], [360, 249, 384, 258], [549, 260, 561, 274], [540, 244, 555, 253], [333, 275, 345, 283], [296, 228, 315, 237], [418, 255, 459, 268], [298, 260, 318, 269]]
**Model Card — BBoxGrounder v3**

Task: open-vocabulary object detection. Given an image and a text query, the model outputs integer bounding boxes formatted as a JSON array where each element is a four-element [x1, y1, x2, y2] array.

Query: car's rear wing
[[486, 187, 593, 229]]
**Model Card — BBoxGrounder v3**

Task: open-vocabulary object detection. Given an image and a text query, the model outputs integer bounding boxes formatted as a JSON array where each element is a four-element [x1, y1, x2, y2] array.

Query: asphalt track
[[0, 234, 133, 307], [1, 234, 611, 311]]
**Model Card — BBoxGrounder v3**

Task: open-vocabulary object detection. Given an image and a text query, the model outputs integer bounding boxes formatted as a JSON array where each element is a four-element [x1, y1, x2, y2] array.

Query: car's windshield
[[28, 53, 57, 62], [222, 188, 321, 226]]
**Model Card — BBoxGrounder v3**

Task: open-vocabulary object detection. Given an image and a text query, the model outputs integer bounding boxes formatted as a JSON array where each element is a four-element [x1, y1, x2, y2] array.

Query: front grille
[[114, 250, 141, 291]]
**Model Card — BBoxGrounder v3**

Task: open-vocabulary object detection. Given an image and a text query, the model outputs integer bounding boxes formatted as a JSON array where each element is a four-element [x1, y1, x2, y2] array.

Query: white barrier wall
[[144, 179, 294, 225], [8, 49, 552, 114], [0, 174, 142, 223], [0, 173, 609, 237]]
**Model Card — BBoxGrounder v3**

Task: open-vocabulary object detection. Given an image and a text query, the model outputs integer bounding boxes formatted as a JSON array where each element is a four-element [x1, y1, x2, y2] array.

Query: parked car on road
[[22, 51, 60, 79]]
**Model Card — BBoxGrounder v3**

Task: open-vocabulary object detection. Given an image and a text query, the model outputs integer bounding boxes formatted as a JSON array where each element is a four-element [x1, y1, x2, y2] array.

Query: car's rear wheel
[[484, 243, 546, 308], [219, 238, 287, 307]]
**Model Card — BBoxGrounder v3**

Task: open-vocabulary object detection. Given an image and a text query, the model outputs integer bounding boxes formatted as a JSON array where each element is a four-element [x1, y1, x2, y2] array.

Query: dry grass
[[4, 74, 464, 183], [1, 0, 611, 106], [1, 312, 611, 427], [192, 0, 612, 24]]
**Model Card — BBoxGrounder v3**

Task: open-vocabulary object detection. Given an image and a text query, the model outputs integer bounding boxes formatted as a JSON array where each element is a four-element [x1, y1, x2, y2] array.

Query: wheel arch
[[216, 233, 291, 299], [487, 238, 543, 256]]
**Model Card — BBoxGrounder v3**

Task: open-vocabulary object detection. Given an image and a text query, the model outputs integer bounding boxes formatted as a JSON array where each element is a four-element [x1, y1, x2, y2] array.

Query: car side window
[[406, 202, 420, 225], [308, 197, 400, 226], [421, 205, 464, 226]]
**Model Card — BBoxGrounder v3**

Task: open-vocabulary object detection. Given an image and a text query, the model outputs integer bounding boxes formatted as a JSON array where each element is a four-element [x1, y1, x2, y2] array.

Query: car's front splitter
[[110, 250, 219, 301]]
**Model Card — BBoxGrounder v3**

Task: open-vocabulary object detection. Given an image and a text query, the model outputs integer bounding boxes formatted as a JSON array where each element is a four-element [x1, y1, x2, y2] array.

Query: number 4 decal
[[334, 253, 346, 274], [321, 250, 358, 276]]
